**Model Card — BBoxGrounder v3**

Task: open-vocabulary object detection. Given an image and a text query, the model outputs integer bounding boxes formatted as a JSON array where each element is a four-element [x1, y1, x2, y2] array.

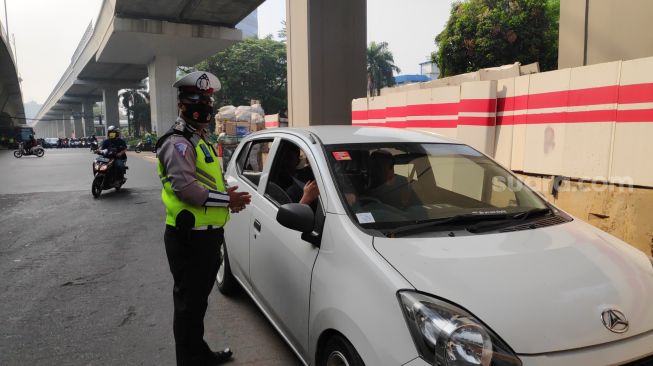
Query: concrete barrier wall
[[612, 57, 653, 187], [351, 56, 653, 188], [457, 80, 497, 156]]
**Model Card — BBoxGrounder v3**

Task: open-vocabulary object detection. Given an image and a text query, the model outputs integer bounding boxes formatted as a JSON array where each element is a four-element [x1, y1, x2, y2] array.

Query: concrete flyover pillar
[[103, 87, 120, 133], [286, 0, 367, 126], [83, 100, 95, 137], [72, 105, 84, 138], [63, 111, 73, 138], [148, 54, 178, 136]]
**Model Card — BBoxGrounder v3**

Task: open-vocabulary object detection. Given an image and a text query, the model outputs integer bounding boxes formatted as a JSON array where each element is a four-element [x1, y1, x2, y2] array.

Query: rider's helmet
[[107, 126, 120, 139]]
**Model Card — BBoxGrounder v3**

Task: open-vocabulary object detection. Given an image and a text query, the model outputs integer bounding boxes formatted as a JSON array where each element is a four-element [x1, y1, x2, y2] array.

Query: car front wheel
[[318, 334, 365, 366], [216, 240, 238, 295]]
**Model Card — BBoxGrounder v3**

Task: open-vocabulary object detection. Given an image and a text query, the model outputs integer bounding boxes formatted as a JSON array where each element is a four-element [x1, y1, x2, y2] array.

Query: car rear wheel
[[319, 335, 365, 366], [216, 240, 238, 295]]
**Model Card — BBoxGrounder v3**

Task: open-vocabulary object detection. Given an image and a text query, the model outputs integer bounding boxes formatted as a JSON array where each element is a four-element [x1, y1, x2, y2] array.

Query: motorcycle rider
[[99, 126, 127, 183], [24, 134, 37, 153]]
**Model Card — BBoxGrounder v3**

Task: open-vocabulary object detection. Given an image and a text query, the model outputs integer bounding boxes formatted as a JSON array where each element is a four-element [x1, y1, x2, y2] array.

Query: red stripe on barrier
[[569, 85, 619, 106], [352, 83, 653, 126], [619, 83, 653, 104], [265, 121, 279, 128], [617, 109, 653, 122], [459, 99, 496, 113], [352, 110, 367, 120], [523, 110, 618, 124], [386, 106, 406, 118], [458, 116, 495, 126], [406, 103, 459, 116], [497, 114, 513, 126], [368, 109, 386, 119]]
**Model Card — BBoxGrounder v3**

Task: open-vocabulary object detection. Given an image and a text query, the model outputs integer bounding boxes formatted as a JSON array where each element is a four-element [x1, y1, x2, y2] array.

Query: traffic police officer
[[157, 71, 251, 365]]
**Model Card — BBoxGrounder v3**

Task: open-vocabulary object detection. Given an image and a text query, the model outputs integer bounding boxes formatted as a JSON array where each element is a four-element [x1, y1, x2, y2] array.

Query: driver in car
[[368, 150, 420, 209]]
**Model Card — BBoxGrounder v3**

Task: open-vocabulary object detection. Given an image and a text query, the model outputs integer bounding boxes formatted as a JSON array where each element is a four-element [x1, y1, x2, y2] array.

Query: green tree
[[433, 0, 559, 77], [277, 20, 287, 42], [119, 89, 150, 137], [367, 41, 401, 96], [190, 37, 288, 115]]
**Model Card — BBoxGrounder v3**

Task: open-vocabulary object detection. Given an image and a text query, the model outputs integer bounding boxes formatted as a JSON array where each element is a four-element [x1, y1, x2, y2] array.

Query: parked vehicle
[[91, 150, 127, 198], [134, 140, 156, 153], [14, 142, 45, 158], [219, 126, 653, 366], [43, 138, 59, 148]]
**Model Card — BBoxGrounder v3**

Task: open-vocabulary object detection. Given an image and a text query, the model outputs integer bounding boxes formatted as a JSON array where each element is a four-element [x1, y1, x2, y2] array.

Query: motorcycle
[[89, 140, 99, 152], [134, 140, 156, 153], [91, 149, 127, 198], [14, 142, 45, 158]]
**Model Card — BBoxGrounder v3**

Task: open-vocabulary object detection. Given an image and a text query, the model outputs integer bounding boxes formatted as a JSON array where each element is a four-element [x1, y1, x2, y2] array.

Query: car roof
[[255, 126, 458, 145]]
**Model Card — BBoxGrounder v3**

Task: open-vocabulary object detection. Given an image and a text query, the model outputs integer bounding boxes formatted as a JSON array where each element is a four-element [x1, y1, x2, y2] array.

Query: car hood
[[374, 220, 653, 354]]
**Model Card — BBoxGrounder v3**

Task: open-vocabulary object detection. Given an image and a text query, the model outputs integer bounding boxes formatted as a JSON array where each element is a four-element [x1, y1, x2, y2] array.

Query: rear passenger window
[[236, 139, 273, 187]]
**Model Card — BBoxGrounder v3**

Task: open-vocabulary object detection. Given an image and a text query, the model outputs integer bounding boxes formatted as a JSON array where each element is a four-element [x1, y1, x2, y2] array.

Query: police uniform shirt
[[158, 117, 230, 207]]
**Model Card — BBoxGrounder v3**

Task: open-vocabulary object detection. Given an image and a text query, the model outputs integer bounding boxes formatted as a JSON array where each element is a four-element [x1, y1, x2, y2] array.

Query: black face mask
[[182, 103, 213, 123]]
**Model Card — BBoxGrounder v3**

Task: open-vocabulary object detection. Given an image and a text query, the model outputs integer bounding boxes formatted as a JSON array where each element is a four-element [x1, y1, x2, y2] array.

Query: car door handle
[[253, 219, 261, 232]]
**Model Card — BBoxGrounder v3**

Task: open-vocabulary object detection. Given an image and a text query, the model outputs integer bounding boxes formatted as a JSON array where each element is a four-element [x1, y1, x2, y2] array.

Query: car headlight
[[398, 291, 521, 366]]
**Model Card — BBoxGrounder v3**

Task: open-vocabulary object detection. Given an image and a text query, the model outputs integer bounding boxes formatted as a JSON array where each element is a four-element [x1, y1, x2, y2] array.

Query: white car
[[219, 126, 653, 366]]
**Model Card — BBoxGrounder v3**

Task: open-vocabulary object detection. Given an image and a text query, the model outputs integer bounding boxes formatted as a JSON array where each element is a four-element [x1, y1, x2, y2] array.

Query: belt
[[166, 224, 223, 231], [191, 225, 223, 231]]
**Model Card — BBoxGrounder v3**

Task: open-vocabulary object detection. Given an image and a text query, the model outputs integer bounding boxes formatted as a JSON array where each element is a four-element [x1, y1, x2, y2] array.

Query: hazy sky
[[4, 0, 455, 105]]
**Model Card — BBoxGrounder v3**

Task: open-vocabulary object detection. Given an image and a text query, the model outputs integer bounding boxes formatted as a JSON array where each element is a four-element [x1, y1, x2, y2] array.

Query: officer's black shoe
[[209, 348, 233, 365]]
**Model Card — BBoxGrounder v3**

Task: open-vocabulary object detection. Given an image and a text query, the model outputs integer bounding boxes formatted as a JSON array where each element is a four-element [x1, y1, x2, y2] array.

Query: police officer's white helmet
[[173, 71, 221, 100]]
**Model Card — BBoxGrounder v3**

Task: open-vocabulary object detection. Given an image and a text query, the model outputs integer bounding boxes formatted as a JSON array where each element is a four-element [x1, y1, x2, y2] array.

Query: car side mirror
[[276, 203, 314, 233]]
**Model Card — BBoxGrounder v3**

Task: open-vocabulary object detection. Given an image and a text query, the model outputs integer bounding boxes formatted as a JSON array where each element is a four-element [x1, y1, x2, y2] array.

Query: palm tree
[[367, 42, 401, 97], [119, 89, 150, 137]]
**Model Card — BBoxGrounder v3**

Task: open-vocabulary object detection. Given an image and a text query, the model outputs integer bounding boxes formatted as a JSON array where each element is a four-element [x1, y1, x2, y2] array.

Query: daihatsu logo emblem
[[601, 309, 629, 333]]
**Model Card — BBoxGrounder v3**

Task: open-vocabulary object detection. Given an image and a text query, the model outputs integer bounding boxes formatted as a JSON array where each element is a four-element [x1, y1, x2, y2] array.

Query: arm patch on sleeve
[[174, 142, 188, 156]]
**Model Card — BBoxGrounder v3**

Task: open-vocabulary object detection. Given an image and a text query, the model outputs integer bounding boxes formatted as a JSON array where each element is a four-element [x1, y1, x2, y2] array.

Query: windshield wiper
[[387, 212, 511, 238], [466, 207, 553, 233]]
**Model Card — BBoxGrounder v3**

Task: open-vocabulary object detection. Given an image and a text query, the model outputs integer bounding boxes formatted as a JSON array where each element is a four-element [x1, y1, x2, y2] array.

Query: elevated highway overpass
[[35, 0, 368, 138], [34, 0, 263, 138], [0, 18, 25, 130]]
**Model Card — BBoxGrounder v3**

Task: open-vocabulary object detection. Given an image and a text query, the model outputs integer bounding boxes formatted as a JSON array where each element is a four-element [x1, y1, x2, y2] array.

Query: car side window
[[236, 139, 273, 188], [264, 140, 318, 207]]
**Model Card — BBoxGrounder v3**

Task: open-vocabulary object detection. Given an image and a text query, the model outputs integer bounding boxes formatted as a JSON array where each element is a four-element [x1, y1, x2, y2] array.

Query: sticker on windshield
[[471, 209, 508, 215], [356, 212, 375, 224], [332, 151, 352, 161]]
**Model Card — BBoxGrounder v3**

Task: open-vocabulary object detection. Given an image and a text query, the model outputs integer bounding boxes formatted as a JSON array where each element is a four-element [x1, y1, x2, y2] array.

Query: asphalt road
[[0, 148, 301, 366]]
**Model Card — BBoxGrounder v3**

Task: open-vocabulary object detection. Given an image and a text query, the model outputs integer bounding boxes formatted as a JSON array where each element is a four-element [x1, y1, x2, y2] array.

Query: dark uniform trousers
[[164, 225, 223, 366]]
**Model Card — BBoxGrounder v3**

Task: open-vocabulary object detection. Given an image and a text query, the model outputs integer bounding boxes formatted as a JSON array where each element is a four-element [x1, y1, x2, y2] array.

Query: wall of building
[[558, 0, 653, 69], [352, 56, 653, 254]]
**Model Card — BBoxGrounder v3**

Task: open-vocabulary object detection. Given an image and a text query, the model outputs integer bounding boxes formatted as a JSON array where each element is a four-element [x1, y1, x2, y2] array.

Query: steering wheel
[[357, 195, 384, 206]]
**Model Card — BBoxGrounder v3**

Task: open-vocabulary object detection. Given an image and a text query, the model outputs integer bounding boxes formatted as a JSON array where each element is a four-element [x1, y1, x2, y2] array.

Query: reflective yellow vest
[[158, 137, 229, 228]]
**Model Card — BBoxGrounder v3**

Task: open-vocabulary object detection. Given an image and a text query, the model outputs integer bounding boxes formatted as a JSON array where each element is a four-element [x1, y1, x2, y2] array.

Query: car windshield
[[325, 143, 548, 233]]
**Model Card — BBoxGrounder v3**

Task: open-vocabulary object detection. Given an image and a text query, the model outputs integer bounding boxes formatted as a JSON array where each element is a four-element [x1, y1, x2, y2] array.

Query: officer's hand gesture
[[227, 186, 251, 213]]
